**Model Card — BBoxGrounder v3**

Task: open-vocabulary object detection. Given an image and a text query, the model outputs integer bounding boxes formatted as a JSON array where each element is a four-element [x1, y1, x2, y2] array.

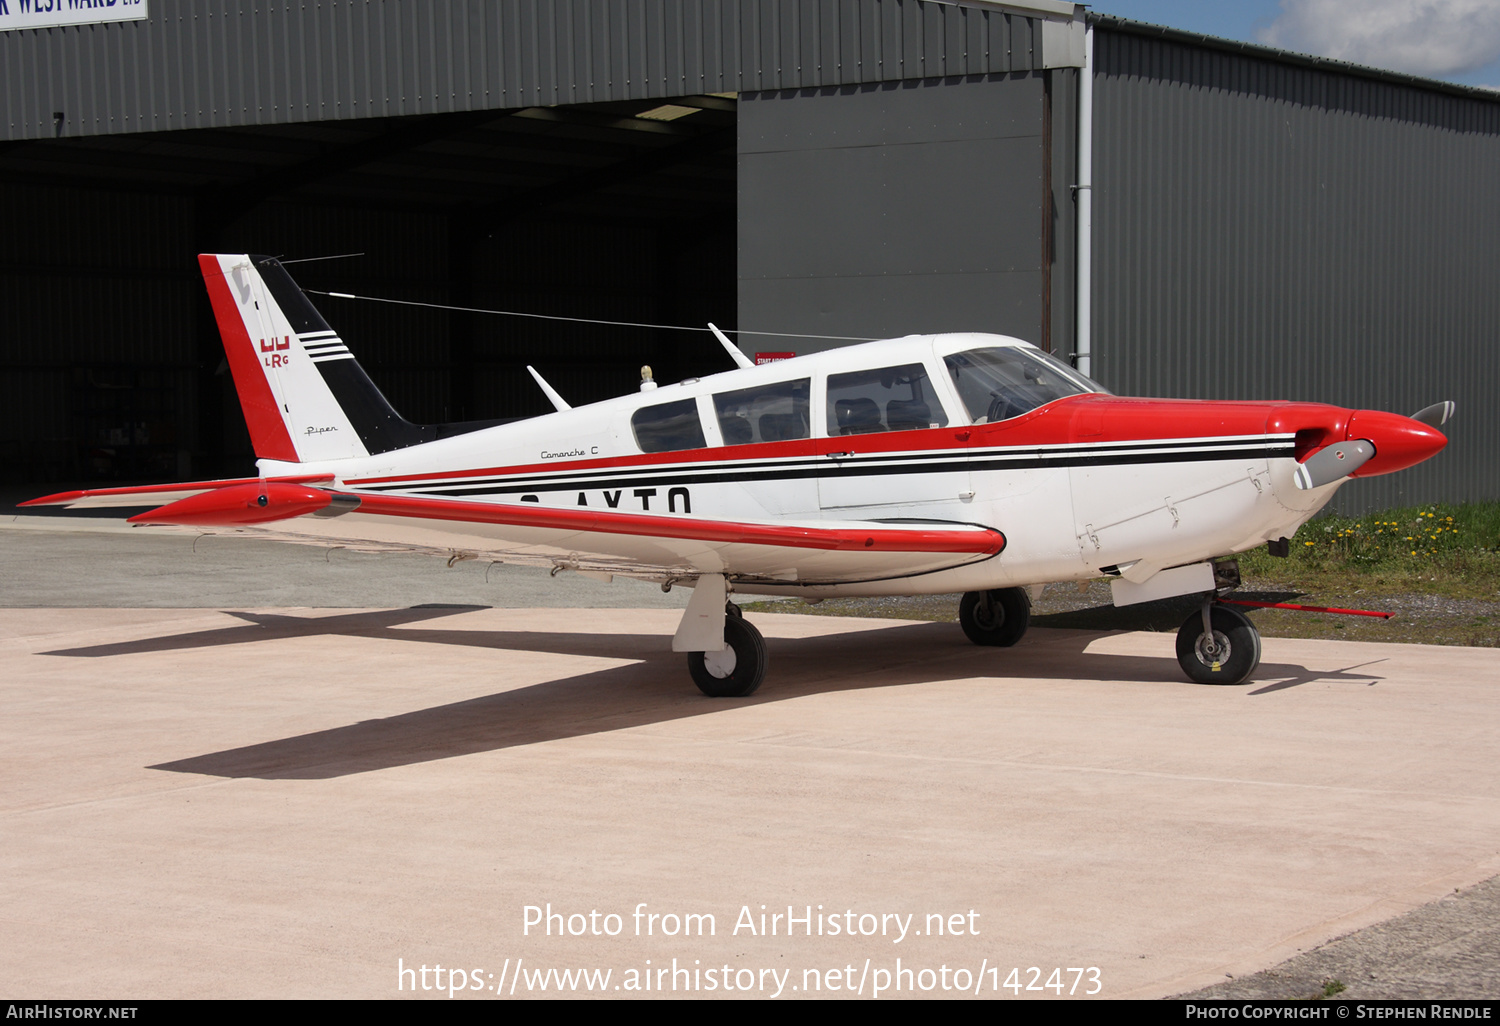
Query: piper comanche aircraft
[[27, 255, 1453, 696]]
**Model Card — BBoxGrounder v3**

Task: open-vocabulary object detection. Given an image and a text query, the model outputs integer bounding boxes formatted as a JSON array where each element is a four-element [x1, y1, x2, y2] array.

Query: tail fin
[[198, 254, 430, 463]]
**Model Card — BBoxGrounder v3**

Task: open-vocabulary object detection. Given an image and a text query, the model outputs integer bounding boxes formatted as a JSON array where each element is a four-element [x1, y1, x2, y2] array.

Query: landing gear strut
[[958, 588, 1031, 647], [1175, 599, 1262, 685]]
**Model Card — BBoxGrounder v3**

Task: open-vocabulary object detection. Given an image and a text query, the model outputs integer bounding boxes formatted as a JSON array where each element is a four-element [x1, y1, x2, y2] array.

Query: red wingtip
[[18, 490, 87, 507]]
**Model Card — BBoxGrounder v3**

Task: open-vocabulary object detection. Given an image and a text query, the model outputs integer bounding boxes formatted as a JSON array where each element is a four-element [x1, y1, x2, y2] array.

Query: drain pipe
[[1075, 19, 1094, 378]]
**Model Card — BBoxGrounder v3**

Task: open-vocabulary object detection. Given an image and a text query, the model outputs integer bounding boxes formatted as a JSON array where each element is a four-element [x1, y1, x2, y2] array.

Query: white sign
[[0, 0, 148, 33]]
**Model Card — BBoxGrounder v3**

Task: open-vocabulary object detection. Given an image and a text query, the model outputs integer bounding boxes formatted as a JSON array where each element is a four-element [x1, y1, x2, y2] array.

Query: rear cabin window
[[826, 363, 949, 436], [631, 398, 707, 454], [713, 379, 811, 445]]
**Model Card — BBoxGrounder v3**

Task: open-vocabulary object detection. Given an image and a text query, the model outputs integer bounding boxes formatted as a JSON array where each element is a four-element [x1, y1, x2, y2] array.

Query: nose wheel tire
[[959, 588, 1031, 647], [1176, 605, 1262, 685], [688, 612, 767, 697]]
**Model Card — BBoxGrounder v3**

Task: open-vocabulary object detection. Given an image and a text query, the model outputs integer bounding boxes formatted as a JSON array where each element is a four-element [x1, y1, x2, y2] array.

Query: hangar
[[3, 0, 1496, 511]]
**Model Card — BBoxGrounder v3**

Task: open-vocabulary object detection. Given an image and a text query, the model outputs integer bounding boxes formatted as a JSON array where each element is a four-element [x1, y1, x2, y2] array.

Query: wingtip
[[18, 490, 85, 507]]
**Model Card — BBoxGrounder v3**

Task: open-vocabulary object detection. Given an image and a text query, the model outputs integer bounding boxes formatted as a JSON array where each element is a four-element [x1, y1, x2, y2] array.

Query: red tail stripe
[[197, 255, 299, 463]]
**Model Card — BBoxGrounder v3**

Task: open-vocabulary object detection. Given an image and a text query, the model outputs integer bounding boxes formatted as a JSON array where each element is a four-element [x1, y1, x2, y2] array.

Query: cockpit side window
[[825, 363, 949, 436], [713, 378, 811, 446], [943, 347, 1098, 424], [631, 397, 707, 454]]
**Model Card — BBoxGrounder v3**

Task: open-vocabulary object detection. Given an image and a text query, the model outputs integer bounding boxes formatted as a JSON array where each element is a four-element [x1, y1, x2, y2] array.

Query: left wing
[[25, 480, 1004, 587]]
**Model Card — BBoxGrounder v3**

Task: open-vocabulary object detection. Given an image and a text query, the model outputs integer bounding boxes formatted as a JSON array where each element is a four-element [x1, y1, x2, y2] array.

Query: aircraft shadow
[[41, 605, 500, 659], [1030, 589, 1307, 633], [39, 606, 1381, 779]]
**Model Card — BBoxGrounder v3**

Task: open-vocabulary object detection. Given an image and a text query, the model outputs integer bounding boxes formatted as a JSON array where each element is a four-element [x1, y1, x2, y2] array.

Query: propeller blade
[[1294, 439, 1376, 490], [1409, 401, 1455, 430]]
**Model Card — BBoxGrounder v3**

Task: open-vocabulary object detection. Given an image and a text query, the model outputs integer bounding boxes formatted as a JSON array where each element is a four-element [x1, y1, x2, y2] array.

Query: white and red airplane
[[26, 254, 1453, 695]]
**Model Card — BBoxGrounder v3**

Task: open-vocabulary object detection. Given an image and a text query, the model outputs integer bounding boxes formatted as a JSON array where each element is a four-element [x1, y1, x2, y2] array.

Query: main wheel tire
[[688, 613, 767, 698], [1175, 605, 1262, 685], [959, 588, 1031, 647]]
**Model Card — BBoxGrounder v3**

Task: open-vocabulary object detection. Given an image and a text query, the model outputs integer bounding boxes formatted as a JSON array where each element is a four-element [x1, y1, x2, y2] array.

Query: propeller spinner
[[1293, 402, 1453, 490]]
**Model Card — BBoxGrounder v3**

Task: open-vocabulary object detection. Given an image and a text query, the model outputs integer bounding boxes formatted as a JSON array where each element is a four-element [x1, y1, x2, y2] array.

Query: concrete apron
[[2, 607, 1496, 999]]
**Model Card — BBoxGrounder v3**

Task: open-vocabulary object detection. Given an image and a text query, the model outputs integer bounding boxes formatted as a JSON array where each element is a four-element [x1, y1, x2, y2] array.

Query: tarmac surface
[[2, 515, 1497, 1000]]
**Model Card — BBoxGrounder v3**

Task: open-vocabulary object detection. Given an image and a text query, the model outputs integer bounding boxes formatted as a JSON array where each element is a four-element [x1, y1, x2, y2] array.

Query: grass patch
[[1315, 979, 1347, 999], [1241, 501, 1500, 600]]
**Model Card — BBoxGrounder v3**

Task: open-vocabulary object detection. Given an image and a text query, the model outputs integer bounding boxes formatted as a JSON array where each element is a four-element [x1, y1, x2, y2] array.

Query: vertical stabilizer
[[198, 254, 430, 463]]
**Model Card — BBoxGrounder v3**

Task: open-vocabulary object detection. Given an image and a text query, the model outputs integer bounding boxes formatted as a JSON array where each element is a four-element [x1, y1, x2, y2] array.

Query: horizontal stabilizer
[[127, 482, 334, 527], [21, 475, 335, 510]]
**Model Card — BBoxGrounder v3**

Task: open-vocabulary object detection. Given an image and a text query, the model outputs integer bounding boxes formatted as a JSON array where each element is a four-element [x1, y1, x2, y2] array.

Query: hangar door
[[737, 72, 1067, 359]]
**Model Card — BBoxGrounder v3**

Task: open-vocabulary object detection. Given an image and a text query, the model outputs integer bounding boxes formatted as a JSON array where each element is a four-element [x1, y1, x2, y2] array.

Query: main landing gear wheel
[[959, 588, 1031, 647], [688, 611, 767, 698], [1176, 604, 1262, 685]]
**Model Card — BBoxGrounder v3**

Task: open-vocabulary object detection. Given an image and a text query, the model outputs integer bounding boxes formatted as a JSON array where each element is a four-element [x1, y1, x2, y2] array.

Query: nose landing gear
[[1176, 600, 1262, 685]]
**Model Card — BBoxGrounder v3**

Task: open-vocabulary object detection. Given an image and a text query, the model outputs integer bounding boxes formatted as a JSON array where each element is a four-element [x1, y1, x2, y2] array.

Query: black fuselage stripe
[[357, 435, 1288, 491], [359, 443, 1296, 497], [358, 438, 1291, 491]]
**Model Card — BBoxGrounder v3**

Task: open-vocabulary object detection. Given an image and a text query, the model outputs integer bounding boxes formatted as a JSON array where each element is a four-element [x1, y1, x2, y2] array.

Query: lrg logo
[[260, 336, 291, 368]]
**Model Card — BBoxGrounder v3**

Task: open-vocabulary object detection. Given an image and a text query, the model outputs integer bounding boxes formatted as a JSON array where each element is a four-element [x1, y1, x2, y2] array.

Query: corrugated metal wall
[[1092, 27, 1500, 511], [3, 0, 1047, 141], [738, 72, 1057, 354]]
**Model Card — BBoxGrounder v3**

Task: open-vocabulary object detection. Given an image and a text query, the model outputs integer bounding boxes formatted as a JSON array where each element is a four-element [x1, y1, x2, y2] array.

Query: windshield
[[943, 347, 1105, 424]]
